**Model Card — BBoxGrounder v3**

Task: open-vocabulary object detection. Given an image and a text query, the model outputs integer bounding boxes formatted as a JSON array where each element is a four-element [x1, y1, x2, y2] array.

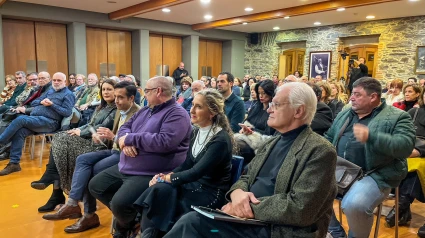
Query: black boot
[[38, 188, 65, 213], [31, 152, 60, 190], [418, 223, 425, 238], [385, 195, 412, 227]]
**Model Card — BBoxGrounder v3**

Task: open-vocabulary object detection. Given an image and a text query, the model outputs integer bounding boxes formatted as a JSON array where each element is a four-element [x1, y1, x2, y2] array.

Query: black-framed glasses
[[144, 87, 158, 94]]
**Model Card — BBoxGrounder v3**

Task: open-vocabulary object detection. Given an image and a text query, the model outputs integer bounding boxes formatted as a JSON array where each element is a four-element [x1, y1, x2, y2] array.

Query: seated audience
[[0, 72, 74, 176], [244, 82, 257, 112], [329, 82, 347, 118], [15, 73, 39, 106], [393, 84, 421, 111], [285, 74, 297, 83], [181, 80, 205, 114], [165, 82, 337, 238], [210, 77, 217, 89], [88, 76, 192, 237], [382, 78, 404, 105], [0, 75, 18, 103], [319, 82, 343, 119], [176, 76, 192, 104], [241, 77, 255, 102], [0, 71, 27, 114], [232, 77, 243, 97], [68, 73, 77, 92], [242, 74, 250, 88], [420, 78, 425, 88], [294, 71, 302, 78], [272, 74, 279, 85], [235, 80, 276, 164], [134, 89, 234, 237], [300, 76, 309, 83], [73, 74, 86, 95], [314, 75, 323, 83], [308, 83, 334, 136], [408, 77, 418, 85], [326, 77, 415, 237], [123, 75, 142, 105], [217, 72, 245, 132], [384, 88, 425, 237], [35, 81, 139, 233], [199, 76, 210, 88]]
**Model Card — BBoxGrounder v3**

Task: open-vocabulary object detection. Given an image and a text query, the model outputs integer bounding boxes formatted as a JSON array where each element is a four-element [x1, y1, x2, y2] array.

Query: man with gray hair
[[124, 74, 142, 105], [0, 72, 75, 176], [0, 71, 28, 113], [165, 82, 337, 238], [181, 80, 205, 114], [89, 76, 191, 237]]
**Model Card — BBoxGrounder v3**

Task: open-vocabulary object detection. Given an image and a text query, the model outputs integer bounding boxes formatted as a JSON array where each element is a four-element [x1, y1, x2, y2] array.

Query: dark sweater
[[4, 83, 26, 107], [245, 102, 275, 135], [30, 87, 75, 122], [225, 93, 245, 133], [172, 68, 189, 85], [311, 102, 333, 136], [171, 129, 232, 191]]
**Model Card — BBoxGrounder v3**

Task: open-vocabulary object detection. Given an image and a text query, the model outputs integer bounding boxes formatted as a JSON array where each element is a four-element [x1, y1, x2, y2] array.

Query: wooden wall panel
[[2, 19, 36, 76], [35, 22, 68, 76], [206, 40, 222, 78], [107, 30, 132, 76], [198, 40, 207, 79], [149, 34, 163, 78], [86, 28, 108, 77], [162, 35, 182, 77]]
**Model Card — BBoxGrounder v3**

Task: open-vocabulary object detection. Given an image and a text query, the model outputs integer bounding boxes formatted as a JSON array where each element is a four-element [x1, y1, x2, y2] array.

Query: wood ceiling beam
[[0, 0, 8, 7], [192, 0, 402, 30], [109, 0, 194, 20]]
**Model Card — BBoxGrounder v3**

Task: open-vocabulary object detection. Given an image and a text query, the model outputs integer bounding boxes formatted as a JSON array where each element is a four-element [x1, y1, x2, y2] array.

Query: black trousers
[[164, 211, 271, 238], [399, 171, 425, 204], [88, 164, 152, 232]]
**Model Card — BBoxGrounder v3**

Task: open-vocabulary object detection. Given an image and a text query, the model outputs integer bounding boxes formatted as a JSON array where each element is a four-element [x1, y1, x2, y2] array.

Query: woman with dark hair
[[68, 73, 77, 92], [318, 82, 341, 119], [234, 79, 276, 164], [31, 79, 117, 213], [232, 77, 243, 97], [294, 71, 302, 78], [385, 88, 425, 237], [393, 84, 421, 111], [241, 78, 256, 102], [134, 89, 234, 237]]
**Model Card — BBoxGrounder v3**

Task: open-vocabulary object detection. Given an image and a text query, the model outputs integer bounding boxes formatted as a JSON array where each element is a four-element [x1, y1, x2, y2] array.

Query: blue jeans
[[0, 115, 59, 164], [328, 176, 391, 237], [69, 150, 120, 213]]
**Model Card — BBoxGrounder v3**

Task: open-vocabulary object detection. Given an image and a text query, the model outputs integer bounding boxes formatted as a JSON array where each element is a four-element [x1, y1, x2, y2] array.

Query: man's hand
[[353, 123, 369, 144], [122, 146, 138, 157], [228, 189, 260, 219], [97, 127, 115, 141], [119, 134, 127, 149], [15, 106, 26, 114], [41, 98, 53, 106], [67, 128, 81, 136]]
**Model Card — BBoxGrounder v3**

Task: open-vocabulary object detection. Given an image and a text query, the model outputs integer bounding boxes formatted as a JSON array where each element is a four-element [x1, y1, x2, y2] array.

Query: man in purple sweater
[[89, 76, 191, 237]]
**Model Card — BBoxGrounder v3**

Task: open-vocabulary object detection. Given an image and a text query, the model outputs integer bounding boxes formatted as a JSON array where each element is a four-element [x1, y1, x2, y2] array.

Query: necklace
[[193, 126, 213, 158]]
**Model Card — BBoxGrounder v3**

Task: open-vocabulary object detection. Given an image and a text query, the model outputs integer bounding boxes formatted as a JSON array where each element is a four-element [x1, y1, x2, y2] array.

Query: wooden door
[[162, 35, 182, 77], [198, 40, 207, 79], [206, 40, 222, 78], [86, 28, 108, 77], [107, 30, 132, 77], [35, 22, 68, 75], [149, 34, 163, 78], [279, 49, 305, 78], [2, 19, 36, 75]]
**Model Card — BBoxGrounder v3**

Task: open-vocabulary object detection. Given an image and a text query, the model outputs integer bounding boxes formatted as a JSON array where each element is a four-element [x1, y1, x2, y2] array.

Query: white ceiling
[[11, 0, 425, 33], [11, 0, 149, 13]]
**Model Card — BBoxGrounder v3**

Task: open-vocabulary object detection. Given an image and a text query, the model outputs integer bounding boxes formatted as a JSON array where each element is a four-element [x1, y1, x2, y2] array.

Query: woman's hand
[[67, 128, 81, 136]]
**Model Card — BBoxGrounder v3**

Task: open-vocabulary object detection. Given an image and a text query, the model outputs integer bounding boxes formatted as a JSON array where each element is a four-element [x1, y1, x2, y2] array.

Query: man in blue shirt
[[0, 72, 75, 176], [217, 72, 245, 132]]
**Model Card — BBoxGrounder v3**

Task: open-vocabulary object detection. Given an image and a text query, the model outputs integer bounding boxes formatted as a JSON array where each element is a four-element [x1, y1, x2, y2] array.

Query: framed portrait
[[309, 51, 332, 80], [415, 46, 425, 74]]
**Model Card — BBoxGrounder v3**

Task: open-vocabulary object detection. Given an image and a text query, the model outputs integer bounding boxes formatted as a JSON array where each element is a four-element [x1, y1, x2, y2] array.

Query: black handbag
[[335, 118, 364, 196], [1, 108, 18, 122], [412, 108, 425, 154]]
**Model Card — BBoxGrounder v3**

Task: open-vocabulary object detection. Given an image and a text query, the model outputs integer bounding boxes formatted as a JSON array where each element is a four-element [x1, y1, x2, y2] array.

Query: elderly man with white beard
[[0, 72, 75, 176]]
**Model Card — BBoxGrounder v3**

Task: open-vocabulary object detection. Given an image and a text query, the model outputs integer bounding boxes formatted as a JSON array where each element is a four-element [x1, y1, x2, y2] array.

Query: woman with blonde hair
[[134, 89, 234, 237], [329, 82, 347, 118]]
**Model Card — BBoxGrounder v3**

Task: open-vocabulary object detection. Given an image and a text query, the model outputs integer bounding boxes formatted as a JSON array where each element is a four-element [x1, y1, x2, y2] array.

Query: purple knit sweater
[[117, 98, 191, 176]]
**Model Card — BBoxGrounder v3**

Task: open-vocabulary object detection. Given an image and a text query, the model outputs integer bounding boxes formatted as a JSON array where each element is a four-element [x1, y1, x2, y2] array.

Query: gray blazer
[[227, 127, 337, 238]]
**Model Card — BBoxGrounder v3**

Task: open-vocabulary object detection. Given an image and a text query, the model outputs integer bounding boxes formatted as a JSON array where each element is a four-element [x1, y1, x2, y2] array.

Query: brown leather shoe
[[42, 204, 82, 220], [64, 214, 100, 233], [0, 163, 21, 176]]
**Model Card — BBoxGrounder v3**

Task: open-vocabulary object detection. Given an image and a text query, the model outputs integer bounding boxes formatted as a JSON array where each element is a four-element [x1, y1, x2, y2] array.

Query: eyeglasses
[[28, 78, 38, 81], [144, 87, 158, 94], [268, 102, 290, 110]]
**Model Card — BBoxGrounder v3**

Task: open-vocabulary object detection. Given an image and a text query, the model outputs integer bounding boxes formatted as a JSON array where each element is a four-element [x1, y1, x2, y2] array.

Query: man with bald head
[[89, 76, 191, 237], [172, 62, 189, 88], [0, 72, 75, 176], [285, 75, 297, 83]]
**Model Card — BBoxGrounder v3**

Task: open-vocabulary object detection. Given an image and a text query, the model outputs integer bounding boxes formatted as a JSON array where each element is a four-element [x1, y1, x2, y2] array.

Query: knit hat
[[181, 76, 192, 86]]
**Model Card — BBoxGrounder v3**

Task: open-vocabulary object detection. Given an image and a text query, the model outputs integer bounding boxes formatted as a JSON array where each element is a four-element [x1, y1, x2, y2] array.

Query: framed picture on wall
[[309, 51, 332, 80], [415, 46, 425, 74]]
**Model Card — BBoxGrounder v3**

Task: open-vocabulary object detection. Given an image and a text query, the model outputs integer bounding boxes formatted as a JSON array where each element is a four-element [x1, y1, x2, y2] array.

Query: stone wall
[[244, 16, 425, 81]]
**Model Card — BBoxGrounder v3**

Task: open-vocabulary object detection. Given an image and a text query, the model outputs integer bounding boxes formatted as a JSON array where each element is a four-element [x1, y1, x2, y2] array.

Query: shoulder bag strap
[[413, 107, 419, 123], [335, 117, 350, 151]]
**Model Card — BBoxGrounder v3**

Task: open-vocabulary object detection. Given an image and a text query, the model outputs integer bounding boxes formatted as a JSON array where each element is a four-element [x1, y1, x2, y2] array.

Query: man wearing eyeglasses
[[15, 72, 39, 106], [89, 76, 191, 237], [166, 82, 337, 238]]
